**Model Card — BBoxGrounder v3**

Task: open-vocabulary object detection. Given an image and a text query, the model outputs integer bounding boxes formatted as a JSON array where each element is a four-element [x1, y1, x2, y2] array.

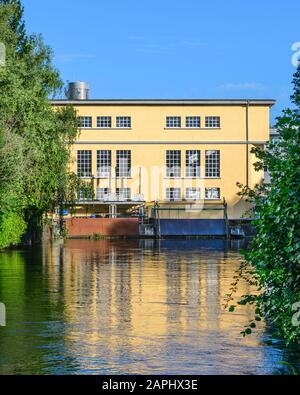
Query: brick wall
[[65, 218, 139, 238]]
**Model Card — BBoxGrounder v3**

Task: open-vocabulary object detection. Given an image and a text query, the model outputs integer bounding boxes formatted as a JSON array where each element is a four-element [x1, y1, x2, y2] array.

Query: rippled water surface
[[0, 239, 299, 375]]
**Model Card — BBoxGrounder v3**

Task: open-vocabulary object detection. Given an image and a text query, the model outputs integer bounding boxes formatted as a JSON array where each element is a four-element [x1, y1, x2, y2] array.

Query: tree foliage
[[0, 0, 79, 248], [227, 64, 300, 344]]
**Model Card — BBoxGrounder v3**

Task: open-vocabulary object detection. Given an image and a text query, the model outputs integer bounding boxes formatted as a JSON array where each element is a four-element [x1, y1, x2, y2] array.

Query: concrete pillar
[[109, 204, 117, 218]]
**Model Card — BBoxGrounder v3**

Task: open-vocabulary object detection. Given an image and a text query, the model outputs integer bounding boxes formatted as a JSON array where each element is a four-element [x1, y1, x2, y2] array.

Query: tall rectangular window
[[78, 116, 92, 128], [97, 150, 111, 178], [166, 150, 181, 177], [205, 188, 220, 199], [96, 188, 110, 201], [77, 150, 92, 177], [186, 188, 201, 200], [116, 188, 131, 201], [186, 150, 200, 177], [186, 116, 200, 128], [205, 150, 220, 177], [166, 116, 181, 128], [166, 188, 181, 201], [97, 116, 112, 128], [116, 150, 131, 178], [205, 116, 220, 128], [116, 116, 131, 128]]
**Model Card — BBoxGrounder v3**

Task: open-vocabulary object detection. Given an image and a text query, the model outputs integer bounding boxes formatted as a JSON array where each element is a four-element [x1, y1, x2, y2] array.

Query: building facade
[[52, 99, 275, 221]]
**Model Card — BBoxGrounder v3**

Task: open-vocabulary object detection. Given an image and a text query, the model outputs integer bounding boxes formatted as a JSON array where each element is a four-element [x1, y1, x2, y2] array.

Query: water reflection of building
[[42, 240, 258, 358], [0, 241, 292, 374]]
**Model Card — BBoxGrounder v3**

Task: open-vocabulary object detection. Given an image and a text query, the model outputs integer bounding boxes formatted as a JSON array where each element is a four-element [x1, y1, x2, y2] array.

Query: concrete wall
[[65, 218, 139, 238]]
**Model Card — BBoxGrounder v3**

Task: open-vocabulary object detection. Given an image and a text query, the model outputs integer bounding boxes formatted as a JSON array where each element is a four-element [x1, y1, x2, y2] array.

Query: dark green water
[[0, 239, 299, 375]]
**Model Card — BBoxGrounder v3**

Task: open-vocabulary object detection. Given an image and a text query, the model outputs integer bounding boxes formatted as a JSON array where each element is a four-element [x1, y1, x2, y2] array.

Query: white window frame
[[186, 150, 201, 177], [166, 116, 181, 128], [166, 188, 181, 201], [205, 188, 221, 200], [116, 116, 131, 128], [116, 188, 131, 201], [116, 150, 131, 178], [78, 188, 93, 201], [77, 150, 92, 178], [186, 188, 201, 200], [97, 150, 111, 178], [96, 188, 110, 201], [166, 150, 181, 178], [205, 116, 220, 128], [78, 116, 92, 128], [97, 116, 112, 128], [186, 116, 200, 128], [205, 150, 220, 178]]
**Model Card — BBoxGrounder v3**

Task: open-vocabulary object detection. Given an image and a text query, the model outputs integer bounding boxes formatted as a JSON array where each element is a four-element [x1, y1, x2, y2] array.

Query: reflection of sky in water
[[0, 239, 299, 375]]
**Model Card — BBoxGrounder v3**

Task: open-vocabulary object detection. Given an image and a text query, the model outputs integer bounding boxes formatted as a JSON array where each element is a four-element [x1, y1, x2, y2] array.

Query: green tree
[[227, 63, 300, 344], [0, 0, 79, 248]]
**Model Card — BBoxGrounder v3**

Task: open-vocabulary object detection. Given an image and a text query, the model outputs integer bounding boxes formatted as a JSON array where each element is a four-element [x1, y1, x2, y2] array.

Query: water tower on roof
[[66, 81, 90, 100]]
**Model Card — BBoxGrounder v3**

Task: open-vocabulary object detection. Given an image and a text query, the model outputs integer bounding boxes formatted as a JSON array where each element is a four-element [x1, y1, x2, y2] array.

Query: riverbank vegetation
[[227, 65, 300, 344], [0, 0, 79, 248]]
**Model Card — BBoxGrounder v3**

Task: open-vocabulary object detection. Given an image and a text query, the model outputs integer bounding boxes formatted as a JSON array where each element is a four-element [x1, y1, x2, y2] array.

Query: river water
[[0, 239, 299, 375]]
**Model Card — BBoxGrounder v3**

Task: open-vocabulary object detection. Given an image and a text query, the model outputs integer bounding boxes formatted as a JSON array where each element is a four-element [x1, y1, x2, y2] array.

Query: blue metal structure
[[158, 219, 227, 237]]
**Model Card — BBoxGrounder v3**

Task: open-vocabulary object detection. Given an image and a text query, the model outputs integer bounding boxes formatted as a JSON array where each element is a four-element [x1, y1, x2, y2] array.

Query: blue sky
[[22, 0, 300, 123]]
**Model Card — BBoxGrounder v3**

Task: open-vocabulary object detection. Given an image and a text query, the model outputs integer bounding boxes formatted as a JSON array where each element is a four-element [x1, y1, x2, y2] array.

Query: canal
[[0, 239, 299, 375]]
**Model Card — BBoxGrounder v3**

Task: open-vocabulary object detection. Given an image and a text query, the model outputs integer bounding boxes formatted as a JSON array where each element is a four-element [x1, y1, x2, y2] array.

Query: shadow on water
[[0, 239, 299, 375]]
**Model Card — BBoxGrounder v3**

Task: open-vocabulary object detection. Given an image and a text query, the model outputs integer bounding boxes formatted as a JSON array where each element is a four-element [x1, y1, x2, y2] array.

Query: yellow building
[[52, 94, 275, 223]]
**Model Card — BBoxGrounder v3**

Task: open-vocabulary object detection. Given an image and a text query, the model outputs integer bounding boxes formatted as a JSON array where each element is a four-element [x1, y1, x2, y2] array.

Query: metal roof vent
[[66, 81, 90, 100]]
